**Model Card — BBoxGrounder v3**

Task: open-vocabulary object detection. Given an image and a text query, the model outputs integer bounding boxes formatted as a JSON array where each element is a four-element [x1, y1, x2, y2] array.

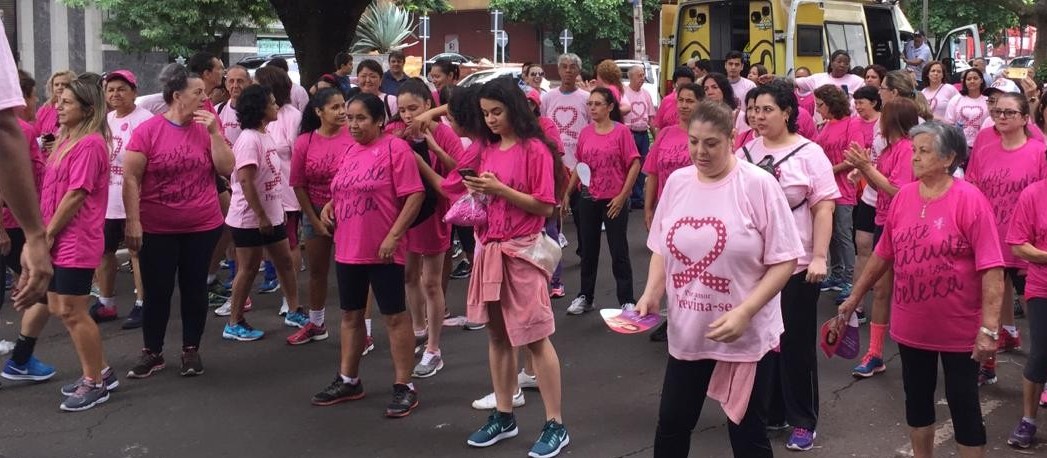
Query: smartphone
[[457, 168, 478, 179], [41, 133, 55, 142]]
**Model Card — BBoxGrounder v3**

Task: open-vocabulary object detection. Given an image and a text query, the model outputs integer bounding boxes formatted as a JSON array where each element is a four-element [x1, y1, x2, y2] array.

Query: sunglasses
[[529, 72, 544, 78]]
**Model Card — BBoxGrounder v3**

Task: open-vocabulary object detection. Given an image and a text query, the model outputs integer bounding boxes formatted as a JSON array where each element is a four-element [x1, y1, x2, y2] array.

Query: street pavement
[[0, 211, 1041, 457]]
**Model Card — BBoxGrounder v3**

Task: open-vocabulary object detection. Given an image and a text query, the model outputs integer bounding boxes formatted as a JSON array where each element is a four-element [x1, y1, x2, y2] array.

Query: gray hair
[[158, 62, 184, 86], [629, 65, 645, 77], [558, 53, 582, 68], [909, 121, 968, 173]]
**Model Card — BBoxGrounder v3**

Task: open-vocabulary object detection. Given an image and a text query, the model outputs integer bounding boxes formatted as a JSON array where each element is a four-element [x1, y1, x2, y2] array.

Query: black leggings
[[139, 227, 222, 353], [1024, 297, 1047, 384], [1, 228, 25, 308], [767, 271, 820, 430], [898, 343, 985, 446], [577, 196, 634, 305], [654, 353, 774, 458]]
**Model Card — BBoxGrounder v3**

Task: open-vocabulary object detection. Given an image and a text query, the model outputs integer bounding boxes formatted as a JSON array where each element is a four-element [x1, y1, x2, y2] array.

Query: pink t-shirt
[[576, 122, 641, 200], [606, 84, 622, 103], [729, 77, 757, 106], [850, 115, 878, 148], [622, 86, 654, 132], [291, 84, 310, 112], [795, 73, 865, 96], [290, 127, 354, 208], [653, 93, 678, 130], [796, 91, 815, 118], [1007, 180, 1047, 299], [35, 104, 60, 138], [736, 137, 841, 273], [0, 25, 22, 112], [966, 135, 1047, 268], [873, 138, 915, 226], [440, 141, 482, 201], [330, 134, 424, 265], [226, 129, 286, 229], [944, 95, 989, 146], [797, 107, 818, 141], [642, 125, 691, 202], [648, 161, 805, 361], [733, 129, 759, 152], [541, 88, 591, 168], [105, 106, 154, 220], [921, 84, 960, 121], [2, 120, 45, 229], [41, 134, 109, 269], [475, 138, 556, 245], [405, 123, 464, 255], [126, 115, 224, 234], [538, 116, 565, 155], [217, 100, 242, 146], [816, 117, 863, 205], [270, 105, 302, 212], [876, 180, 1005, 352]]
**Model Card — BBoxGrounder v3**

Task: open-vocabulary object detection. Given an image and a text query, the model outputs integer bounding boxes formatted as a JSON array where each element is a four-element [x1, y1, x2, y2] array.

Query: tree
[[489, 0, 661, 65], [398, 0, 452, 15], [270, 0, 371, 88], [899, 0, 1018, 46], [61, 0, 276, 58]]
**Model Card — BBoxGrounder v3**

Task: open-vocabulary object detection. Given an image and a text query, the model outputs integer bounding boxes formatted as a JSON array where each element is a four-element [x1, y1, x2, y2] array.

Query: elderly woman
[[638, 100, 803, 457], [839, 121, 1004, 458]]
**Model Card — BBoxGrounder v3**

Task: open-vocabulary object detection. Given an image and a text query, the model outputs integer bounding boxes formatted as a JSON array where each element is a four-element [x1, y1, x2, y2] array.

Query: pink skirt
[[466, 235, 555, 347]]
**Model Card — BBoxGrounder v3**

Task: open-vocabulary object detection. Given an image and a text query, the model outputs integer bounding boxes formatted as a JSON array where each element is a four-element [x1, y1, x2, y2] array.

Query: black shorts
[[229, 224, 288, 248], [104, 219, 125, 253], [872, 224, 884, 248], [48, 266, 95, 296], [215, 175, 231, 194], [335, 263, 406, 315], [853, 200, 876, 234], [1005, 267, 1027, 296]]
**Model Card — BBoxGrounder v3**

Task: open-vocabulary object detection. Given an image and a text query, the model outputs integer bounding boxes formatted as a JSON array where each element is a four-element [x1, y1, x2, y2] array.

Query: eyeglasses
[[529, 72, 544, 78], [990, 109, 1023, 119]]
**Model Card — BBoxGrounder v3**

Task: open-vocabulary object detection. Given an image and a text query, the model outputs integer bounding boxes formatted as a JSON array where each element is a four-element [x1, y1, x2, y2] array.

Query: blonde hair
[[46, 70, 77, 104], [596, 59, 624, 94], [53, 75, 111, 164], [883, 70, 933, 120]]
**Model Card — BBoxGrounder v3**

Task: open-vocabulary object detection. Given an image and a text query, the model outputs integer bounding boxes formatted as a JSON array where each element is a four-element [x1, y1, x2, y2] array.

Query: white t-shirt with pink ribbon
[[944, 94, 989, 146], [622, 86, 654, 132], [226, 129, 285, 230], [541, 88, 591, 168], [105, 106, 154, 220], [921, 84, 960, 121]]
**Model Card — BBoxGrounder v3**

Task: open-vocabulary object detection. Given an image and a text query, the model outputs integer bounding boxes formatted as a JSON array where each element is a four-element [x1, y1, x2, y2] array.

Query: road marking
[[894, 399, 1002, 457]]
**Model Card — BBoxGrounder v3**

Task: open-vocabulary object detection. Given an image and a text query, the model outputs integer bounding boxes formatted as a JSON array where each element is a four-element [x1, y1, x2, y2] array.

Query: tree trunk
[[1034, 1, 1047, 63], [269, 0, 370, 88]]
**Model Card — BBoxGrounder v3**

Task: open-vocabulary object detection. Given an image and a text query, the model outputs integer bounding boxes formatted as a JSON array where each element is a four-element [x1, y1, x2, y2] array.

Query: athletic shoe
[[311, 376, 365, 406], [59, 380, 109, 412], [284, 309, 309, 329], [467, 412, 519, 447], [766, 421, 791, 432], [208, 291, 227, 307], [258, 277, 280, 294], [412, 351, 444, 378], [528, 420, 570, 458], [443, 315, 468, 327], [835, 283, 852, 302], [121, 305, 144, 330], [464, 321, 487, 331], [219, 259, 234, 270], [1040, 386, 1047, 407], [819, 277, 840, 292], [472, 389, 525, 410], [851, 354, 886, 378], [2, 356, 56, 381], [89, 302, 118, 323], [550, 284, 565, 299], [978, 367, 998, 386], [180, 347, 203, 376], [127, 350, 165, 379], [362, 336, 375, 356], [287, 323, 329, 345], [518, 369, 538, 390], [223, 321, 264, 341], [1014, 297, 1025, 319], [61, 367, 118, 396], [649, 321, 668, 342], [208, 280, 231, 299], [450, 260, 472, 279], [385, 383, 419, 418], [566, 295, 593, 315], [855, 308, 868, 325], [451, 239, 463, 258], [786, 428, 816, 451], [1007, 418, 1036, 449], [279, 299, 289, 317], [413, 333, 428, 356], [998, 328, 1021, 353], [214, 297, 252, 317], [89, 285, 101, 298]]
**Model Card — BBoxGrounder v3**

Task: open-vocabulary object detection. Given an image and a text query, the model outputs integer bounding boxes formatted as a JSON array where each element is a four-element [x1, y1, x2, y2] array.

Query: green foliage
[[489, 0, 661, 64], [398, 0, 452, 15], [352, 0, 419, 53], [899, 0, 1018, 44], [61, 0, 276, 57]]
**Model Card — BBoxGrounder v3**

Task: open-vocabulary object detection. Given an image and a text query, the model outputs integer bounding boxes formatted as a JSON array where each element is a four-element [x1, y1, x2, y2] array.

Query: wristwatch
[[979, 326, 999, 341]]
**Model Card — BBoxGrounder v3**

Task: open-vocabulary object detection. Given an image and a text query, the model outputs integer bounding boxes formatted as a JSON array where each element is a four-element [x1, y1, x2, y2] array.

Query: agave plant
[[352, 0, 419, 53]]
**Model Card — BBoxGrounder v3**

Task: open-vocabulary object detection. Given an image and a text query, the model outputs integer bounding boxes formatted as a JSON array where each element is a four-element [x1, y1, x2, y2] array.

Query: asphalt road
[[0, 212, 1040, 458]]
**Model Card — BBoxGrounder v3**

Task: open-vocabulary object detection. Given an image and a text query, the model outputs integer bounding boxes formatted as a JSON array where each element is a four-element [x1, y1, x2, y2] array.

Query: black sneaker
[[311, 375, 365, 406], [121, 305, 143, 330], [450, 260, 472, 279], [126, 350, 165, 379], [1014, 297, 1025, 319], [180, 347, 203, 376], [385, 383, 419, 418], [649, 321, 668, 342]]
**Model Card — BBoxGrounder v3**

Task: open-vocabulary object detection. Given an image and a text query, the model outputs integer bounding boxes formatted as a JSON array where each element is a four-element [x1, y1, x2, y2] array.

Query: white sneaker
[[279, 298, 289, 317], [518, 370, 538, 390], [471, 389, 525, 410], [566, 295, 592, 315], [214, 299, 232, 317]]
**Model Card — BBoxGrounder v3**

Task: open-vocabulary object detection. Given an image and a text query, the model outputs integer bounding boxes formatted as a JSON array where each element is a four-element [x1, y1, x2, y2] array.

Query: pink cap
[[104, 70, 137, 90], [525, 88, 541, 108]]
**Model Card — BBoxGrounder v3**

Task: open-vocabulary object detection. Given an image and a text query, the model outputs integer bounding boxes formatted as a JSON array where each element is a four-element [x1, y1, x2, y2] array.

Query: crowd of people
[[1, 18, 1047, 457]]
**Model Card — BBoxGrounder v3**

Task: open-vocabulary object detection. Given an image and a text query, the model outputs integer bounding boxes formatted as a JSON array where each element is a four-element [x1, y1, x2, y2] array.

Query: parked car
[[458, 67, 552, 92], [1003, 56, 1035, 80], [423, 52, 477, 76], [614, 59, 661, 108], [240, 54, 301, 85]]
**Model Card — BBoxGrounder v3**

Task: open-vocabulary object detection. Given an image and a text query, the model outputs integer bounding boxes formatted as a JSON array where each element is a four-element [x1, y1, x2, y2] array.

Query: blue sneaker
[[284, 309, 308, 328], [220, 259, 234, 270], [222, 321, 264, 341], [819, 277, 840, 292], [528, 420, 570, 458], [467, 412, 519, 447], [786, 427, 816, 451], [834, 282, 853, 304], [259, 262, 279, 294], [852, 354, 886, 378], [2, 356, 57, 381]]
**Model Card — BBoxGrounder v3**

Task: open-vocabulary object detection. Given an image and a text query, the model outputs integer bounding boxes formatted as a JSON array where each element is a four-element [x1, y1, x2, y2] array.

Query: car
[[458, 67, 552, 92], [615, 59, 661, 108], [424, 52, 476, 76], [1003, 56, 1035, 80]]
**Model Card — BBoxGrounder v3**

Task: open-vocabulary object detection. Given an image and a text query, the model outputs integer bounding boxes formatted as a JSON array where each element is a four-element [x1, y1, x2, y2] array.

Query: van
[[658, 0, 981, 92]]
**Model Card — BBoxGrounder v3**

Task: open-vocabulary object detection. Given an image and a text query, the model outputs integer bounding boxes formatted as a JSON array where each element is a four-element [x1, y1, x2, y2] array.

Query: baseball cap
[[104, 70, 137, 90], [990, 78, 1021, 94]]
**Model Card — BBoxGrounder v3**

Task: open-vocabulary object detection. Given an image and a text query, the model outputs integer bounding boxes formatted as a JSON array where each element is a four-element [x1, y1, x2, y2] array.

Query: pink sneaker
[[287, 322, 329, 345], [1040, 386, 1047, 407]]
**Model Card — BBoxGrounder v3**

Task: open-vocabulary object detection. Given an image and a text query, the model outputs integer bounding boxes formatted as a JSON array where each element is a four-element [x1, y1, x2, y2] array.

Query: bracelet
[[979, 326, 999, 341]]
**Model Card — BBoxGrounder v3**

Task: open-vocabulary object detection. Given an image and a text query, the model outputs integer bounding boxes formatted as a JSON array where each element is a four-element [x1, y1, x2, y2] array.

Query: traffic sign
[[419, 15, 430, 39], [496, 30, 508, 48]]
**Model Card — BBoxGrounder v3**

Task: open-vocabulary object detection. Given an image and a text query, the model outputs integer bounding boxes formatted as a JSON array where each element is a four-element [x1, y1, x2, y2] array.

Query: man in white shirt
[[622, 65, 654, 209], [904, 31, 932, 86], [725, 50, 757, 106]]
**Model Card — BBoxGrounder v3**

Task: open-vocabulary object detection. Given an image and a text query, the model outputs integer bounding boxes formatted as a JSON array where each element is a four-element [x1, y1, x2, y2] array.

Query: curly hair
[[813, 84, 850, 120], [237, 85, 273, 131], [596, 59, 624, 95], [447, 84, 484, 138]]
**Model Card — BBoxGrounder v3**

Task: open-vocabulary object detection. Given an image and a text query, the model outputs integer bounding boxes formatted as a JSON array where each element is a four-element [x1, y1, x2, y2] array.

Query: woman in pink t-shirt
[[814, 85, 862, 293], [921, 61, 960, 121], [37, 76, 114, 412], [840, 121, 1004, 456], [122, 67, 234, 380], [313, 93, 425, 418], [35, 70, 75, 154], [287, 88, 352, 346], [461, 79, 570, 456], [944, 68, 989, 147], [733, 92, 760, 151], [703, 73, 739, 113], [638, 99, 804, 457], [564, 87, 641, 314], [643, 83, 703, 230]]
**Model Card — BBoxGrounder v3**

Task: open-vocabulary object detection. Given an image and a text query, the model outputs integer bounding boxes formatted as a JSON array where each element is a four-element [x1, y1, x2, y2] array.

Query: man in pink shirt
[[622, 65, 655, 209], [725, 51, 757, 107]]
